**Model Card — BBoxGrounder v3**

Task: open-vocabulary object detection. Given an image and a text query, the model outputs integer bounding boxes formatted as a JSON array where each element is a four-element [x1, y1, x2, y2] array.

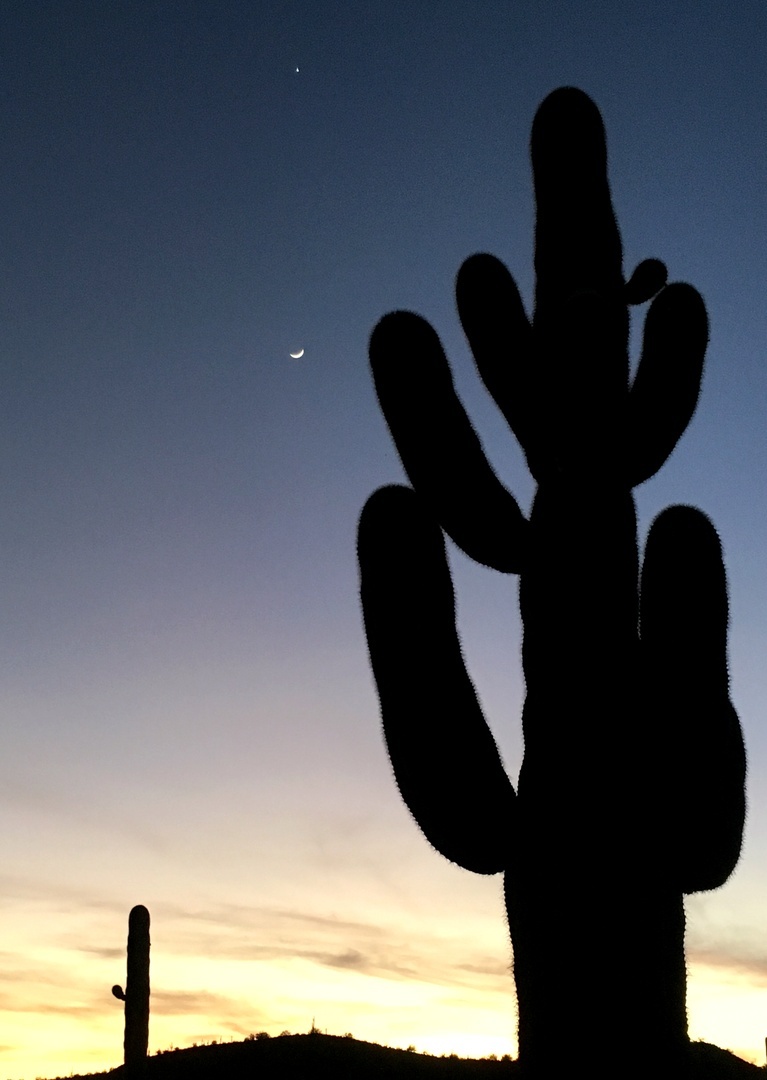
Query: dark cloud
[[160, 898, 386, 940], [0, 959, 79, 988], [152, 989, 243, 1016], [316, 948, 367, 970], [78, 945, 124, 959], [457, 957, 510, 978], [150, 993, 272, 1039], [286, 941, 509, 991], [688, 941, 767, 984], [0, 873, 127, 914], [147, 898, 511, 995], [0, 993, 106, 1020]]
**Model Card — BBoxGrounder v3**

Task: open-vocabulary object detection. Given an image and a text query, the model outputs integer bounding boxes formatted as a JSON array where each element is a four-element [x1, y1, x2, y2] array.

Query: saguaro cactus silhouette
[[358, 88, 745, 1076], [112, 904, 151, 1072]]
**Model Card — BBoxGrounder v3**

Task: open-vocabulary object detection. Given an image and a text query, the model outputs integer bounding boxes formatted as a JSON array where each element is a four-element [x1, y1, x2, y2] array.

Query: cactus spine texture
[[358, 88, 746, 1078], [112, 904, 150, 1071]]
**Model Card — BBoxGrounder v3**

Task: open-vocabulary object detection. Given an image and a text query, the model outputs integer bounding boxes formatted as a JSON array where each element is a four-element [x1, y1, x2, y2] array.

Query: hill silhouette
[[45, 1032, 762, 1080]]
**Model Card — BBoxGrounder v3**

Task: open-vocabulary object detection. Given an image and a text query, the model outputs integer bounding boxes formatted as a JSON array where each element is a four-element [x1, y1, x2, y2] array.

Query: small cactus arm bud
[[625, 258, 668, 304]]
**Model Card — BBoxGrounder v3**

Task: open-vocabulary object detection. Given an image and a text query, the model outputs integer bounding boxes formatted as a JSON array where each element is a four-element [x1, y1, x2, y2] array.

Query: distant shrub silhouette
[[112, 904, 151, 1073], [358, 87, 746, 1078]]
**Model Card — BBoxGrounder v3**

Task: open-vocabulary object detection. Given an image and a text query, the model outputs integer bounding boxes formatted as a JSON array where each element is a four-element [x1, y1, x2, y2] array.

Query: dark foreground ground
[[48, 1032, 763, 1080]]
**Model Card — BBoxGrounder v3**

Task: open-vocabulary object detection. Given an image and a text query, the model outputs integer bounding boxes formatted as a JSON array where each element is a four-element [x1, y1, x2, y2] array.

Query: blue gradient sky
[[2, 2, 767, 1076]]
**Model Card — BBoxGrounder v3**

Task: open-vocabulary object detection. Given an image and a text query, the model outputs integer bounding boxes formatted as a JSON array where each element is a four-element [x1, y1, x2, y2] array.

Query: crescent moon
[[290, 348, 305, 359]]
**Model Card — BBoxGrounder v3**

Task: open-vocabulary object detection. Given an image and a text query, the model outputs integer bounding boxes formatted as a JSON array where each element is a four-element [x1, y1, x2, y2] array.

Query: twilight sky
[[2, 2, 767, 1076]]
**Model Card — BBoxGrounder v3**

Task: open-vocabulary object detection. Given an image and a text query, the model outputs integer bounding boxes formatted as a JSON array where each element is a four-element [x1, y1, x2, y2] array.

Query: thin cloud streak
[[152, 989, 254, 1017], [147, 899, 511, 993], [689, 943, 767, 985]]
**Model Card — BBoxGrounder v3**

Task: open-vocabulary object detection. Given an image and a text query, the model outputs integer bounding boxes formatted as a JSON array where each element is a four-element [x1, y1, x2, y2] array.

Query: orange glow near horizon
[[3, 899, 767, 1079]]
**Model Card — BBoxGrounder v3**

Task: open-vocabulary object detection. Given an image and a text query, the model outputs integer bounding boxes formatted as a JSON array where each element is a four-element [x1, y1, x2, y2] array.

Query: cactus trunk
[[511, 487, 687, 1071]]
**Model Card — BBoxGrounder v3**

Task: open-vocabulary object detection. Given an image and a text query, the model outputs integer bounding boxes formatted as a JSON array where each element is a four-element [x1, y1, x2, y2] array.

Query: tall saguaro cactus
[[358, 88, 745, 1076], [112, 904, 151, 1072]]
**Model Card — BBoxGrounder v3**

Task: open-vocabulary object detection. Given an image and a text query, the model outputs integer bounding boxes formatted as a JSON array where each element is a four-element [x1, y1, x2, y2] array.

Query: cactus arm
[[369, 311, 529, 573], [626, 284, 708, 487], [358, 484, 517, 874], [640, 506, 746, 892], [455, 251, 667, 486], [455, 253, 537, 468]]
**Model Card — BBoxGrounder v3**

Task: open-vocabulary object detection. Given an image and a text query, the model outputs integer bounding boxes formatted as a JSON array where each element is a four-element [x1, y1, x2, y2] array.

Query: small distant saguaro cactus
[[112, 904, 151, 1071], [357, 88, 746, 1078]]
